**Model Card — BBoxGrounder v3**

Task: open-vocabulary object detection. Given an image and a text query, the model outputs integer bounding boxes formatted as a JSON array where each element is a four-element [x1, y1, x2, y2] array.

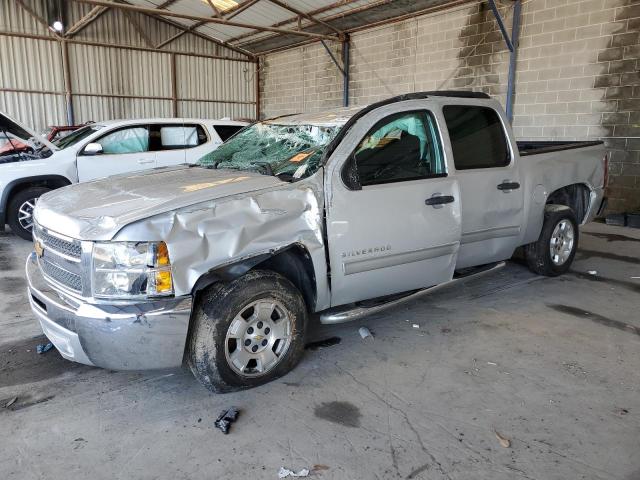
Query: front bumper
[[26, 252, 193, 370]]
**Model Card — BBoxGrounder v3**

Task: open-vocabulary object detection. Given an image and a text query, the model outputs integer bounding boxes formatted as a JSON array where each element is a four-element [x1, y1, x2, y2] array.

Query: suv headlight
[[92, 241, 173, 299]]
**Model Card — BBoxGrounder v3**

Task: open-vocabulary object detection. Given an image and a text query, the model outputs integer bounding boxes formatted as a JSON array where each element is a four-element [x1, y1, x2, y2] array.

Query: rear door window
[[151, 124, 207, 151], [214, 125, 244, 142], [443, 106, 510, 170]]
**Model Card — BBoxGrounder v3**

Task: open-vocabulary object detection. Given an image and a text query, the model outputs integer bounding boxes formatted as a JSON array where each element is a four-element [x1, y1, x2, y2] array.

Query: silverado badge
[[34, 239, 44, 258]]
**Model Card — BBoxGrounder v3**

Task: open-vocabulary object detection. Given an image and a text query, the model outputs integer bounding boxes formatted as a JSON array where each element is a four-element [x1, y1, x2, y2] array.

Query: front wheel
[[187, 270, 307, 393], [525, 205, 579, 276], [7, 186, 51, 240]]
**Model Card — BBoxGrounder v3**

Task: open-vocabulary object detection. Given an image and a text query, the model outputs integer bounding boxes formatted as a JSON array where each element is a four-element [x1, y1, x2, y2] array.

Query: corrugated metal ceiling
[[121, 0, 466, 55]]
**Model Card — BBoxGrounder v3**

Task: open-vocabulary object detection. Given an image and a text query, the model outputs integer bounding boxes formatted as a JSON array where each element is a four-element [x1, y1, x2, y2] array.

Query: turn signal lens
[[154, 270, 173, 294], [153, 241, 171, 267]]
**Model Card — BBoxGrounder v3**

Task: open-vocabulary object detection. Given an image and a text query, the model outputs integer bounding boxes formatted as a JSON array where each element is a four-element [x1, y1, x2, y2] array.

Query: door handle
[[425, 194, 455, 208], [137, 159, 154, 165], [497, 181, 520, 191]]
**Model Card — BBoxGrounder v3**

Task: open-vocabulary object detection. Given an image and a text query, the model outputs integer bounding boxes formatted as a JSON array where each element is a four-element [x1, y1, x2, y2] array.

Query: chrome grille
[[39, 258, 82, 292], [34, 224, 85, 294], [35, 225, 82, 259]]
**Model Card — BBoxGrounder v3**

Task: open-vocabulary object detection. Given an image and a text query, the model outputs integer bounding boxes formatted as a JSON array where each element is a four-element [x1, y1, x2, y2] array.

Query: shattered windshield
[[197, 122, 343, 180]]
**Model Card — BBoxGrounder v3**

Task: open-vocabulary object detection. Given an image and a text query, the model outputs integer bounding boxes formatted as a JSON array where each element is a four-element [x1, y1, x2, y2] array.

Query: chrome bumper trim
[[26, 252, 193, 370]]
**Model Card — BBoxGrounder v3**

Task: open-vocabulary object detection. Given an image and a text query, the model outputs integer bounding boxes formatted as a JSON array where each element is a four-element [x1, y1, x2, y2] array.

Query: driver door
[[326, 106, 462, 307], [77, 125, 155, 181]]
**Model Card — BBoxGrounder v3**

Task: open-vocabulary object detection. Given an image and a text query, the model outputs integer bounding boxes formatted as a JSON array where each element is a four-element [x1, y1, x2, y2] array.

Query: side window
[[96, 126, 149, 154], [443, 105, 510, 170], [151, 124, 207, 151], [214, 125, 243, 142], [352, 111, 445, 186]]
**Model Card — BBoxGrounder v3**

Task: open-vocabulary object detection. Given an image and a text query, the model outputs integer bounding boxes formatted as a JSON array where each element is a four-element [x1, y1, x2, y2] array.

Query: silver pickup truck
[[26, 92, 607, 392]]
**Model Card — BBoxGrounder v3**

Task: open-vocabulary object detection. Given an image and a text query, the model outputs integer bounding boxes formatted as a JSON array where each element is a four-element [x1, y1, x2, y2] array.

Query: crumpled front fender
[[113, 173, 331, 312]]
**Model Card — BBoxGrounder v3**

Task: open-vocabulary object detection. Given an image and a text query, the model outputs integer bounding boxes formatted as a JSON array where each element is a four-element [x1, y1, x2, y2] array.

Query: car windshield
[[53, 125, 102, 149], [197, 121, 343, 180]]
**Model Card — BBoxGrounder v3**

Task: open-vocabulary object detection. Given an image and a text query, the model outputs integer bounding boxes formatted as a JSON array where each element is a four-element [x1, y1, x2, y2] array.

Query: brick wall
[[260, 0, 640, 213]]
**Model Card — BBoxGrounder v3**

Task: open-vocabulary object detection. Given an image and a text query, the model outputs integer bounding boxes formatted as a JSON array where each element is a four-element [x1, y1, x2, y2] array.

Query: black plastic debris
[[36, 342, 53, 354], [214, 407, 240, 434]]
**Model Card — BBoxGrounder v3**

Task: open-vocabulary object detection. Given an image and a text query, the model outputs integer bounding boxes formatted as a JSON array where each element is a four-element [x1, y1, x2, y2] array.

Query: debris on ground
[[358, 326, 373, 341], [4, 397, 17, 408], [214, 407, 240, 434], [73, 438, 88, 450], [412, 324, 420, 329], [587, 270, 597, 275], [494, 430, 511, 448], [312, 464, 330, 472], [36, 342, 53, 354], [278, 467, 310, 478], [441, 327, 451, 334], [487, 361, 497, 366]]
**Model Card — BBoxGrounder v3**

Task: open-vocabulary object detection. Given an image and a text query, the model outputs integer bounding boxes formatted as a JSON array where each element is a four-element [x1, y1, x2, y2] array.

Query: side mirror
[[83, 142, 103, 156], [341, 153, 361, 191]]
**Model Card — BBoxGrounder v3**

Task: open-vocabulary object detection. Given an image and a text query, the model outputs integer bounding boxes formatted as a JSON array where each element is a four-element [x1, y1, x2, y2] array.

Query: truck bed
[[517, 140, 603, 157]]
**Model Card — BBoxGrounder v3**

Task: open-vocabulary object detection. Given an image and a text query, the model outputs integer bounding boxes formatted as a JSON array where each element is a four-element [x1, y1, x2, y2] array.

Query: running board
[[319, 261, 505, 324]]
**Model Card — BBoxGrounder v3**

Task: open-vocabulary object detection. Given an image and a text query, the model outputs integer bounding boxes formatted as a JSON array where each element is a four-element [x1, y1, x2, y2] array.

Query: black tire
[[187, 269, 307, 393], [525, 205, 579, 277], [7, 186, 50, 240]]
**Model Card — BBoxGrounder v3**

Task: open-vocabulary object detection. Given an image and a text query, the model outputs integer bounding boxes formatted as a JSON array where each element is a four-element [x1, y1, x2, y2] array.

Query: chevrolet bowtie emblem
[[34, 240, 44, 258]]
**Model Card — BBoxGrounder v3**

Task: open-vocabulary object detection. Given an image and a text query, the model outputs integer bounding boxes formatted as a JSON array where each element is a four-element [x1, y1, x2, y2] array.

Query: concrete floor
[[0, 222, 639, 480]]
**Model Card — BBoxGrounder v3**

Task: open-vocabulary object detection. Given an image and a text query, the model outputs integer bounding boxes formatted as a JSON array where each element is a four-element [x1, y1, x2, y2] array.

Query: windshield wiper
[[206, 161, 279, 178], [249, 162, 275, 176]]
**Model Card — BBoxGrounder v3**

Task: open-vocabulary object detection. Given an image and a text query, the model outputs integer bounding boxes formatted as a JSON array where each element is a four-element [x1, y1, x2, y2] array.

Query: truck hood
[[0, 111, 58, 152], [34, 166, 285, 240]]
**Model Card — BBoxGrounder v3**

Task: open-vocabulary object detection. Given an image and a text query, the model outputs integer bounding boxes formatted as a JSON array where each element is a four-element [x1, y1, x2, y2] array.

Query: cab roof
[[264, 91, 491, 127]]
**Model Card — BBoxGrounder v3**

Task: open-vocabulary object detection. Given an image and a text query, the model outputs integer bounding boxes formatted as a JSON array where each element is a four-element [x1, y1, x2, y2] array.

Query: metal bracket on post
[[488, 0, 521, 123], [320, 40, 344, 75], [320, 37, 350, 107], [342, 35, 350, 107]]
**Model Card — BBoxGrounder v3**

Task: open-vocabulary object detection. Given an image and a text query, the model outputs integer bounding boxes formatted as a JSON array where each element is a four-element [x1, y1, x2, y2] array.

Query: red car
[[0, 124, 85, 154]]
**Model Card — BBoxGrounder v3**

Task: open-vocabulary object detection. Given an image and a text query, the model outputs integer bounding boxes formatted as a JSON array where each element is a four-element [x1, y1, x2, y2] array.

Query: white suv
[[0, 113, 247, 239]]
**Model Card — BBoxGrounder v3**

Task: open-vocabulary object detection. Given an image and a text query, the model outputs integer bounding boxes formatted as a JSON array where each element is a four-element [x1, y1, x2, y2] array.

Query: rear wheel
[[187, 270, 307, 393], [525, 206, 579, 276], [8, 186, 50, 240]]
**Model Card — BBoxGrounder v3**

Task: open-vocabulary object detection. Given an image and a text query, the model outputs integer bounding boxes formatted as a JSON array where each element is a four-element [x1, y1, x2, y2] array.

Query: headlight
[[92, 241, 173, 299]]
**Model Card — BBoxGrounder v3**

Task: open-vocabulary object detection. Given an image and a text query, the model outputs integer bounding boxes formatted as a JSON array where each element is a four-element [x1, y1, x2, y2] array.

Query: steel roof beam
[[122, 9, 155, 48], [225, 0, 262, 20], [204, 0, 223, 18], [226, 0, 360, 44], [110, 0, 256, 59], [65, 6, 109, 37], [15, 0, 62, 38], [69, 0, 340, 41], [266, 0, 344, 37], [0, 29, 254, 62], [156, 0, 263, 50]]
